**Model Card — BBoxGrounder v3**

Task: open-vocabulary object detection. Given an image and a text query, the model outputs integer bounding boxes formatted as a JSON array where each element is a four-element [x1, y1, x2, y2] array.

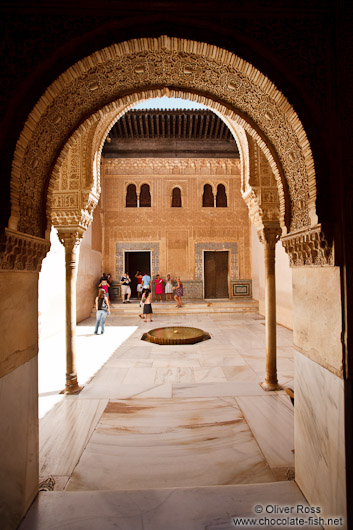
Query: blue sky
[[133, 97, 207, 110]]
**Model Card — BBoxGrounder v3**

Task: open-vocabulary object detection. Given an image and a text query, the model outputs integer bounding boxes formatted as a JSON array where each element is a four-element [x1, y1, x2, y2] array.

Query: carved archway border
[[48, 89, 265, 234], [10, 36, 317, 238]]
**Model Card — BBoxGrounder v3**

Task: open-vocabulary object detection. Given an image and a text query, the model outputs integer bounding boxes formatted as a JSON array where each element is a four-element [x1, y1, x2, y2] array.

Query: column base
[[260, 380, 283, 392], [64, 374, 82, 394], [64, 384, 83, 395]]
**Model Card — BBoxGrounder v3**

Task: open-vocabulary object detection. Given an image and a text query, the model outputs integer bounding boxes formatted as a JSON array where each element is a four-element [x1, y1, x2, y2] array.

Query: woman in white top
[[165, 273, 173, 301]]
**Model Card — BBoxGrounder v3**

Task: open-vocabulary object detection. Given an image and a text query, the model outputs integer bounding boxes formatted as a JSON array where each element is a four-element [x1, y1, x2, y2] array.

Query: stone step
[[19, 481, 310, 530], [92, 299, 259, 316]]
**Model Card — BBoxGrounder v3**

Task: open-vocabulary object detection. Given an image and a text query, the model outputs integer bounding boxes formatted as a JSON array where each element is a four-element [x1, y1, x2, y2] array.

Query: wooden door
[[204, 251, 229, 298]]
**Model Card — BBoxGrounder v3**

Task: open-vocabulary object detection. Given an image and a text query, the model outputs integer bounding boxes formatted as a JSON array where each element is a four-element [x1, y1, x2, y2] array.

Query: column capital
[[257, 223, 282, 248], [57, 228, 84, 252]]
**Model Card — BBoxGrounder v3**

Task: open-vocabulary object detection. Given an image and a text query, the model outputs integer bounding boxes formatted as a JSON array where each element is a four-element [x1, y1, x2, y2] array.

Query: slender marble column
[[258, 225, 282, 391], [58, 229, 83, 394]]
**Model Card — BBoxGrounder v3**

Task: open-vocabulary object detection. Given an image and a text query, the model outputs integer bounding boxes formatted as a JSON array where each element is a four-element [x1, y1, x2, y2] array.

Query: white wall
[[0, 271, 39, 530], [293, 267, 346, 528], [251, 224, 293, 329], [76, 223, 102, 322], [38, 223, 102, 339], [38, 228, 65, 339]]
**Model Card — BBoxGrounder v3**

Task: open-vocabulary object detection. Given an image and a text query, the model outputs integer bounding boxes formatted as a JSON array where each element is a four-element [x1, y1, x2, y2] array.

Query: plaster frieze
[[103, 158, 240, 174], [0, 228, 50, 272], [281, 224, 334, 267]]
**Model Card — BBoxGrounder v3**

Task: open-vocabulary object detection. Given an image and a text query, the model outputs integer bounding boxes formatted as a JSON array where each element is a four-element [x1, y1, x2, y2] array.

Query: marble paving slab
[[236, 395, 294, 468], [19, 482, 312, 530], [172, 382, 280, 398], [154, 367, 196, 384], [152, 358, 201, 367], [199, 354, 246, 367], [121, 367, 157, 385], [78, 383, 172, 399], [106, 359, 154, 368], [66, 397, 274, 491], [193, 366, 227, 383], [39, 398, 108, 476], [222, 365, 260, 382]]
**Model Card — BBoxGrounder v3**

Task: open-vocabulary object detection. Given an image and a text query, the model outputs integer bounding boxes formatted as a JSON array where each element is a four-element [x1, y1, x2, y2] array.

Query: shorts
[[121, 285, 131, 296]]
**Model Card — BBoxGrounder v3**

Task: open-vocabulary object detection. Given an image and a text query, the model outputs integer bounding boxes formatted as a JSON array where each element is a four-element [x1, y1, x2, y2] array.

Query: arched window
[[216, 184, 227, 207], [202, 184, 214, 207], [140, 183, 151, 207], [126, 184, 137, 207], [172, 187, 182, 207]]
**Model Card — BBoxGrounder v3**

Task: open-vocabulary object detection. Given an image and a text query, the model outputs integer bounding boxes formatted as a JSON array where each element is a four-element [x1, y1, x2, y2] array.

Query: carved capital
[[57, 228, 84, 253], [0, 228, 50, 272], [257, 224, 282, 249], [281, 224, 334, 267], [242, 188, 264, 229]]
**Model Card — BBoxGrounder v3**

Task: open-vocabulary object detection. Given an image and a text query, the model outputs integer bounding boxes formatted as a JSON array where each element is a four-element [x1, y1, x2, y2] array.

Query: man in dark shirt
[[120, 272, 131, 303]]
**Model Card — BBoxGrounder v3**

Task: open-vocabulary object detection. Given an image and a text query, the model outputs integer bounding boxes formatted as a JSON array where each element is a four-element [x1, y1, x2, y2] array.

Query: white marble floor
[[27, 309, 298, 529], [20, 482, 314, 530]]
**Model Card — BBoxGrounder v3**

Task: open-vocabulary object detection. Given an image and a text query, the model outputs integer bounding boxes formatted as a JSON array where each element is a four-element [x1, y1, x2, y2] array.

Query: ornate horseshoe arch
[[10, 36, 318, 248]]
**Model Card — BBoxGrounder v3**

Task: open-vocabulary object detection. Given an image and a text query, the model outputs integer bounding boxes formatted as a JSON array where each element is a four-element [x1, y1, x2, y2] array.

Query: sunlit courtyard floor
[[20, 305, 306, 530]]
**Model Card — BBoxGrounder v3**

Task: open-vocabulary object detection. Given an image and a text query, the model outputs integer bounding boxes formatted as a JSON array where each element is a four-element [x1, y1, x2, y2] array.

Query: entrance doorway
[[204, 251, 229, 298], [124, 251, 151, 298]]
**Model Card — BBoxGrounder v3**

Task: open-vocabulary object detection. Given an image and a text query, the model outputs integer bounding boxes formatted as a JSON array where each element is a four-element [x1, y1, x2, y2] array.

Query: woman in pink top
[[154, 274, 163, 301]]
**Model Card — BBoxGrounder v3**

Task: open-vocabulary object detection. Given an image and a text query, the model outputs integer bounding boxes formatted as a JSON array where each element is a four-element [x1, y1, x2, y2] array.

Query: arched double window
[[202, 184, 214, 207], [216, 184, 227, 207], [126, 184, 137, 207], [171, 187, 182, 207], [139, 183, 151, 207]]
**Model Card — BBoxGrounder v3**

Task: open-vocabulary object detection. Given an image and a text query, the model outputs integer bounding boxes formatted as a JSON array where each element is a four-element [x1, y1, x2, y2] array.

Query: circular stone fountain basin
[[142, 326, 211, 345]]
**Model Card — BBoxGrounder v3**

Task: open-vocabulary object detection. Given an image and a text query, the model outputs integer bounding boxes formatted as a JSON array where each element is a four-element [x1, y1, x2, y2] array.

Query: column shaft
[[259, 226, 282, 391], [59, 231, 82, 394]]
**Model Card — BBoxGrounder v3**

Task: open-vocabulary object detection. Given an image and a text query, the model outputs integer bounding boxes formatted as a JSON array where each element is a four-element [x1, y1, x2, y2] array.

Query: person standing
[[141, 271, 151, 296], [165, 273, 173, 301], [173, 277, 184, 308], [120, 272, 131, 303], [99, 278, 109, 297], [154, 274, 163, 301], [107, 273, 113, 300], [142, 289, 153, 322], [135, 270, 143, 299], [94, 288, 110, 334]]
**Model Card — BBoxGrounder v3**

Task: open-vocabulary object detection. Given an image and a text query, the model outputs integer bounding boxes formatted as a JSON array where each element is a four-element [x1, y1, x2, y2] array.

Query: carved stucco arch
[[50, 88, 264, 234], [11, 36, 317, 239]]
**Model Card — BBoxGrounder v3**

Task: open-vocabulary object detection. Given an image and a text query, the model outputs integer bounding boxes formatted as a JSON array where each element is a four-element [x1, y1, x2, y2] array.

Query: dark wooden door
[[204, 251, 229, 298]]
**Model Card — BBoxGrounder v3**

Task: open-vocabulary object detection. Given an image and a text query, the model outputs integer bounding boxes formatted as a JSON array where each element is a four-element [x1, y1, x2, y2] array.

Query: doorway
[[124, 251, 151, 298], [204, 251, 229, 298]]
